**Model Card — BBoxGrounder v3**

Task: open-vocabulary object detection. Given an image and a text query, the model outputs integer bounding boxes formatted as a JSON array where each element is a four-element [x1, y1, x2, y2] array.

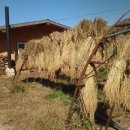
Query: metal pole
[[5, 6, 12, 68]]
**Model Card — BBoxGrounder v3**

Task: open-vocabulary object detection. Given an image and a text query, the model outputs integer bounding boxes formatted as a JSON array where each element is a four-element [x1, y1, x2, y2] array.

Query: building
[[0, 19, 70, 62]]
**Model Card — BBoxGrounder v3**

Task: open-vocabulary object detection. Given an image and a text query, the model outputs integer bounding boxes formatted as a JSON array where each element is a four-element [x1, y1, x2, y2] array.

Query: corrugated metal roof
[[0, 19, 71, 31]]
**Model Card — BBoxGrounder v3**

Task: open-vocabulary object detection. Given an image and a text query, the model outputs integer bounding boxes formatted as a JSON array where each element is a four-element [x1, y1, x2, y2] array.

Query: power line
[[55, 6, 130, 21]]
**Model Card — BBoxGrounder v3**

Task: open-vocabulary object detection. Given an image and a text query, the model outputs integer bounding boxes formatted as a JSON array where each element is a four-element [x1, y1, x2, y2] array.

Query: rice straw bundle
[[104, 35, 130, 109], [104, 59, 126, 106], [120, 75, 130, 110], [16, 18, 107, 82], [80, 65, 97, 122]]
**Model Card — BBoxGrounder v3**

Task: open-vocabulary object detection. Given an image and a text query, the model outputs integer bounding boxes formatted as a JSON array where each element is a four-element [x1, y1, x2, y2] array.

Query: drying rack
[[66, 10, 130, 130]]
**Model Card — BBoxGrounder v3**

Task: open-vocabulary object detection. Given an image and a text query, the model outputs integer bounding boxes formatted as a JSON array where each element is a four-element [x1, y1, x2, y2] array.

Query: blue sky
[[0, 0, 130, 27]]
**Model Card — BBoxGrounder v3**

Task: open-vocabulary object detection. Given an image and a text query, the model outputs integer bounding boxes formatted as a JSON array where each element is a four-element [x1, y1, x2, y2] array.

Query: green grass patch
[[62, 94, 71, 106], [44, 90, 63, 100], [44, 90, 71, 106]]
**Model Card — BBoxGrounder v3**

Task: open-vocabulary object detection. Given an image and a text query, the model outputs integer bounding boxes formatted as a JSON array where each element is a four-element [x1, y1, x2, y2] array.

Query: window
[[17, 42, 26, 54]]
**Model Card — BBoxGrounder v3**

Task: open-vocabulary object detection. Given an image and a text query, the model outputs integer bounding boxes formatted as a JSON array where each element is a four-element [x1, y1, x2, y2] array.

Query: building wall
[[0, 23, 66, 61]]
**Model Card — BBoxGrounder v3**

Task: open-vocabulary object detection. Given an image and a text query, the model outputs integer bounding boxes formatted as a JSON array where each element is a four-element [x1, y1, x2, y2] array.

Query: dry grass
[[0, 77, 90, 130], [0, 76, 130, 130]]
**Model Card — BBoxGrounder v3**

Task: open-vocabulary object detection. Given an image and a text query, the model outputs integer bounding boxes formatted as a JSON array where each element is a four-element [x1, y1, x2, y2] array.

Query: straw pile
[[104, 34, 130, 110], [15, 18, 108, 122]]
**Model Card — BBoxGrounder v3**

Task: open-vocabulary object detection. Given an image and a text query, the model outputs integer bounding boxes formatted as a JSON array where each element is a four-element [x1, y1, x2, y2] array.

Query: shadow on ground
[[94, 102, 127, 130], [21, 77, 75, 95]]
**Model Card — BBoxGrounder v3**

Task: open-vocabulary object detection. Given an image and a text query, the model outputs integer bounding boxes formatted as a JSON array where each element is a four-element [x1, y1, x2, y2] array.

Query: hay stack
[[104, 35, 130, 110]]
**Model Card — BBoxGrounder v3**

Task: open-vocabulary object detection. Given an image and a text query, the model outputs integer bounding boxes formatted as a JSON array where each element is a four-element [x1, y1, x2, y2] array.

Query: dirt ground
[[0, 75, 130, 130], [0, 76, 84, 130]]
